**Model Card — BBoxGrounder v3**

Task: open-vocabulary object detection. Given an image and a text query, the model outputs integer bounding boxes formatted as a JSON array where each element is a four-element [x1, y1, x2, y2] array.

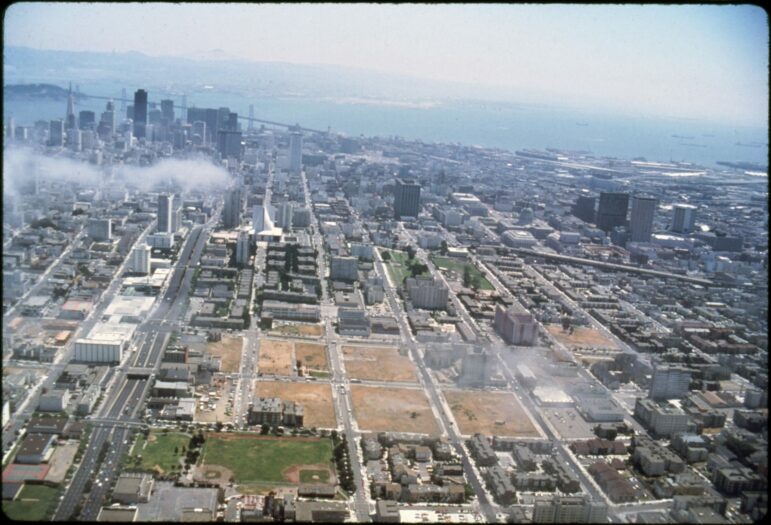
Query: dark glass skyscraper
[[133, 89, 148, 138], [595, 192, 629, 232], [394, 178, 421, 219]]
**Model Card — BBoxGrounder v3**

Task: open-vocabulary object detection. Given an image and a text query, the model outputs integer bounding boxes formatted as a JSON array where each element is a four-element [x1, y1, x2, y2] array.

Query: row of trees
[[332, 431, 355, 493]]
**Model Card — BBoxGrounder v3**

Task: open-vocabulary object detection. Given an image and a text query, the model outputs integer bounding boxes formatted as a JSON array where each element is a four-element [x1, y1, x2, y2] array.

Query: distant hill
[[3, 83, 84, 101]]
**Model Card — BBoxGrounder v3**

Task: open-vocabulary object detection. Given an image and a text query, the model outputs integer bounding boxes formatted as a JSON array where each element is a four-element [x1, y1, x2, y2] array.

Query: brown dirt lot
[[350, 385, 439, 435], [295, 343, 329, 373], [546, 324, 619, 350], [443, 389, 541, 437], [271, 323, 324, 337], [258, 339, 295, 376], [207, 335, 244, 373], [342, 345, 418, 382], [254, 381, 337, 428]]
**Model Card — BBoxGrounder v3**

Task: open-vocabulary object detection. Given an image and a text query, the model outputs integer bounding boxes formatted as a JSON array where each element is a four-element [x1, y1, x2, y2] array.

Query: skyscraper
[[98, 100, 116, 138], [157, 194, 173, 233], [65, 82, 76, 130], [78, 110, 96, 130], [393, 178, 421, 219], [572, 195, 596, 223], [160, 99, 175, 123], [217, 130, 243, 161], [289, 131, 303, 173], [629, 195, 657, 243], [671, 204, 697, 233], [133, 89, 148, 138], [595, 192, 629, 232], [49, 119, 64, 147]]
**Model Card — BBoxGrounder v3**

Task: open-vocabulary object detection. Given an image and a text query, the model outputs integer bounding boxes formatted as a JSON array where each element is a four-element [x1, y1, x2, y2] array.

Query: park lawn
[[201, 434, 334, 484], [382, 249, 430, 285], [130, 431, 191, 474], [430, 255, 494, 290], [2, 483, 61, 521]]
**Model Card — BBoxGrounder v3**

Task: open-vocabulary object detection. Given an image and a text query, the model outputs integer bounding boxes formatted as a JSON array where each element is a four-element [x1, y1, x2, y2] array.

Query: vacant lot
[[258, 339, 295, 376], [2, 483, 61, 521], [130, 431, 191, 475], [200, 433, 334, 491], [444, 389, 541, 437], [295, 342, 329, 374], [44, 441, 78, 483], [342, 345, 417, 382], [271, 323, 324, 337], [430, 256, 494, 290], [546, 324, 618, 350], [207, 335, 244, 373], [254, 381, 336, 429], [194, 377, 235, 424], [351, 385, 439, 435]]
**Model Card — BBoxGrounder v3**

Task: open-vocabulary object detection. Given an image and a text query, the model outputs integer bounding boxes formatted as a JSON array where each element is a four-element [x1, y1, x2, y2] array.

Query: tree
[[381, 250, 391, 262], [440, 240, 448, 255], [406, 246, 416, 260], [463, 265, 472, 288], [260, 424, 270, 435], [471, 275, 481, 290]]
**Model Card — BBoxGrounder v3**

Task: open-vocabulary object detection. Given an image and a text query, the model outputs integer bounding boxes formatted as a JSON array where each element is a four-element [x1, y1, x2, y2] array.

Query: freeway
[[54, 213, 216, 521], [510, 247, 714, 286], [2, 219, 157, 454]]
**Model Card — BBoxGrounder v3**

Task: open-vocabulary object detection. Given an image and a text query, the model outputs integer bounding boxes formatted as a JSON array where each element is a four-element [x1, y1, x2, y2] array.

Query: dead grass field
[[350, 385, 439, 435], [295, 343, 329, 373], [271, 323, 324, 337], [254, 381, 337, 429], [546, 324, 619, 350], [207, 335, 244, 373], [258, 339, 295, 376], [443, 389, 541, 437], [342, 345, 418, 382]]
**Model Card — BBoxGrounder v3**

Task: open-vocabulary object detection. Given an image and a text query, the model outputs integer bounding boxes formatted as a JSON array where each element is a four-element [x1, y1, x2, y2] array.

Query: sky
[[4, 3, 769, 127]]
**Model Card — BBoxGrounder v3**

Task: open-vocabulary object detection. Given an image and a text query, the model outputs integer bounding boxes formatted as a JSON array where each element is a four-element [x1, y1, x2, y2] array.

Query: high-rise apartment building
[[671, 204, 697, 233], [494, 304, 537, 346], [236, 229, 251, 267], [394, 178, 421, 219], [131, 244, 151, 275], [157, 194, 173, 233], [649, 365, 692, 401], [595, 192, 629, 232], [133, 89, 148, 138], [222, 188, 243, 229], [629, 195, 658, 243], [276, 202, 293, 230]]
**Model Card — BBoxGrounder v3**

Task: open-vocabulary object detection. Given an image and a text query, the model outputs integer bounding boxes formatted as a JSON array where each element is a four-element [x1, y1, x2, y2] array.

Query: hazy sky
[[4, 3, 768, 126]]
